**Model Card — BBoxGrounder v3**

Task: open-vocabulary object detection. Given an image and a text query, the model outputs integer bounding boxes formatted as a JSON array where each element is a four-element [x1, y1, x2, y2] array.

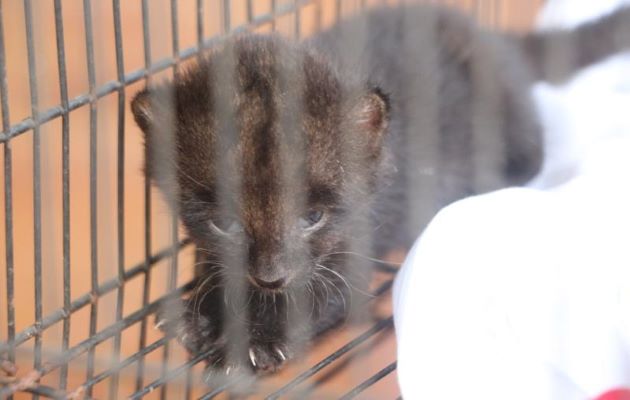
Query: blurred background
[[0, 0, 542, 398]]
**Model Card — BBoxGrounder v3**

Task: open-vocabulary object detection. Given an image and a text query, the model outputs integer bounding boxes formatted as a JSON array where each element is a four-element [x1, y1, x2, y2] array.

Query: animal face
[[131, 35, 389, 294]]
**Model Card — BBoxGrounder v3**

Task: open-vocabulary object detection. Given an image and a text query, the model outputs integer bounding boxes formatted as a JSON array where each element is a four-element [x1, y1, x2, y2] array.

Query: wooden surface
[[0, 1, 542, 398]]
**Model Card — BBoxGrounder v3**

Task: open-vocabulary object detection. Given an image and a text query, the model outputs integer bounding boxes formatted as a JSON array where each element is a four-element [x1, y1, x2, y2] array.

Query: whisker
[[319, 251, 401, 267], [244, 290, 254, 310], [273, 292, 278, 316], [284, 292, 290, 322], [189, 268, 225, 322], [180, 199, 215, 206], [329, 277, 347, 314], [305, 281, 316, 319], [313, 271, 331, 309], [195, 248, 222, 258], [172, 160, 214, 192], [193, 283, 222, 323], [319, 271, 346, 313], [188, 269, 220, 304], [316, 263, 375, 298], [314, 266, 348, 313]]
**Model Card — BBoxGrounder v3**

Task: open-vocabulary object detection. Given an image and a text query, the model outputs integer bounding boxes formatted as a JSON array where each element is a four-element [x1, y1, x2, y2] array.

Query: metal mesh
[[0, 1, 542, 398]]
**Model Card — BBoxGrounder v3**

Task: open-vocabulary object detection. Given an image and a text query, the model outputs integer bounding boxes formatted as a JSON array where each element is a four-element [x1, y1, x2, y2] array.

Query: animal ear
[[131, 87, 178, 193], [355, 87, 389, 132], [131, 89, 156, 133], [131, 86, 177, 140], [351, 87, 390, 157]]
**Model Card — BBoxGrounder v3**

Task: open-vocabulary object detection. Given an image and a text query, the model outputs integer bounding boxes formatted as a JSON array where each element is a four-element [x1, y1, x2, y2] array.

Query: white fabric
[[536, 0, 630, 30], [393, 1, 630, 398]]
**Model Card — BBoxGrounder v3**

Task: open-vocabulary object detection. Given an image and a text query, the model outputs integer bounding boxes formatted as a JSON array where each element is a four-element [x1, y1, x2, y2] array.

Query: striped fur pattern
[[131, 4, 630, 383]]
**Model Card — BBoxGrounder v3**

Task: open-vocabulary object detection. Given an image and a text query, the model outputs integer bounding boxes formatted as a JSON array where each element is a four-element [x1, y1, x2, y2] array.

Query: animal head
[[131, 35, 389, 293]]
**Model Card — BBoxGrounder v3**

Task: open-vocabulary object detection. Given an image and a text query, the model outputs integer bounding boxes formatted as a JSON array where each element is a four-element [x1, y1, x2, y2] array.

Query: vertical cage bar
[[184, 256, 202, 400], [211, 4, 247, 387], [402, 7, 441, 252], [139, 0, 154, 394], [223, 0, 231, 32], [53, 0, 71, 391], [172, 2, 183, 397], [109, 0, 126, 397], [157, 0, 182, 397], [271, 0, 277, 31], [134, 0, 155, 391], [314, 0, 322, 33], [171, 0, 180, 66], [294, 0, 301, 37], [246, 0, 253, 23], [494, 0, 501, 28], [196, 0, 204, 51], [171, 4, 188, 396], [474, 0, 481, 20], [330, 0, 375, 386], [82, 0, 99, 397], [159, 200, 179, 400], [22, 1, 42, 398], [191, 0, 205, 399], [0, 3, 15, 400]]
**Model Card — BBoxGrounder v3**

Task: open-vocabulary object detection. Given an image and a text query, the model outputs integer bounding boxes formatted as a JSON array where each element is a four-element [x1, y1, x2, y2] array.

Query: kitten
[[131, 4, 630, 382]]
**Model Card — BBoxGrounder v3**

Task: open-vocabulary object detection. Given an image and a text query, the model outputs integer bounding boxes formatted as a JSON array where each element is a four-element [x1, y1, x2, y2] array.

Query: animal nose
[[250, 275, 286, 290]]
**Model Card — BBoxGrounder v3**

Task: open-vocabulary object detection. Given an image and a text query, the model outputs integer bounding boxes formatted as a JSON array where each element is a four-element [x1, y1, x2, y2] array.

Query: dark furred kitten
[[131, 4, 630, 381], [133, 36, 389, 380]]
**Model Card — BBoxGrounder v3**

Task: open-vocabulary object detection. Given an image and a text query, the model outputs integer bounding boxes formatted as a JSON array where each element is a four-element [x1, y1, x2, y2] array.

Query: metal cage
[[0, 1, 542, 399]]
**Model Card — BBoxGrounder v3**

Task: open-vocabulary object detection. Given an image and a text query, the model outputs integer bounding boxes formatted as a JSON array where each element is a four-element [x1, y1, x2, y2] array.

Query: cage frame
[[0, 0, 398, 398]]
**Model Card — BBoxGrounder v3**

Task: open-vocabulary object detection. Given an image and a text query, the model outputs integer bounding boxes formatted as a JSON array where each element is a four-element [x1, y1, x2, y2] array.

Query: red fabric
[[597, 389, 630, 400]]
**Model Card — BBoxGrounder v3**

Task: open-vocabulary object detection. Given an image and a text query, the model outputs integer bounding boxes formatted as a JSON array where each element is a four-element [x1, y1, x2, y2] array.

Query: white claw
[[180, 333, 188, 344], [226, 366, 232, 375], [275, 348, 286, 361], [248, 348, 257, 367], [154, 319, 166, 330]]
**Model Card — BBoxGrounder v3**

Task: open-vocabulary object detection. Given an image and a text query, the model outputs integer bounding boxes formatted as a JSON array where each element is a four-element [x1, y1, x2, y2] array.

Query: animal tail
[[519, 6, 630, 83]]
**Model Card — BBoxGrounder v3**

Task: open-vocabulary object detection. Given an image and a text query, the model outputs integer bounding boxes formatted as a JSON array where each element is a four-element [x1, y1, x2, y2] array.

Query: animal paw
[[246, 341, 290, 373], [154, 299, 292, 376], [200, 339, 291, 376], [154, 299, 217, 356]]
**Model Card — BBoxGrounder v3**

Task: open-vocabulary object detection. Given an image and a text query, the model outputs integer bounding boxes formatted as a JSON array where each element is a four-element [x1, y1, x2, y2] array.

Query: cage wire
[[0, 0, 543, 399]]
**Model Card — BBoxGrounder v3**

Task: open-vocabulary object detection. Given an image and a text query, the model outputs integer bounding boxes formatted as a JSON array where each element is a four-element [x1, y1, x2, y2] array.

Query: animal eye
[[210, 218, 244, 236], [298, 209, 324, 230]]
